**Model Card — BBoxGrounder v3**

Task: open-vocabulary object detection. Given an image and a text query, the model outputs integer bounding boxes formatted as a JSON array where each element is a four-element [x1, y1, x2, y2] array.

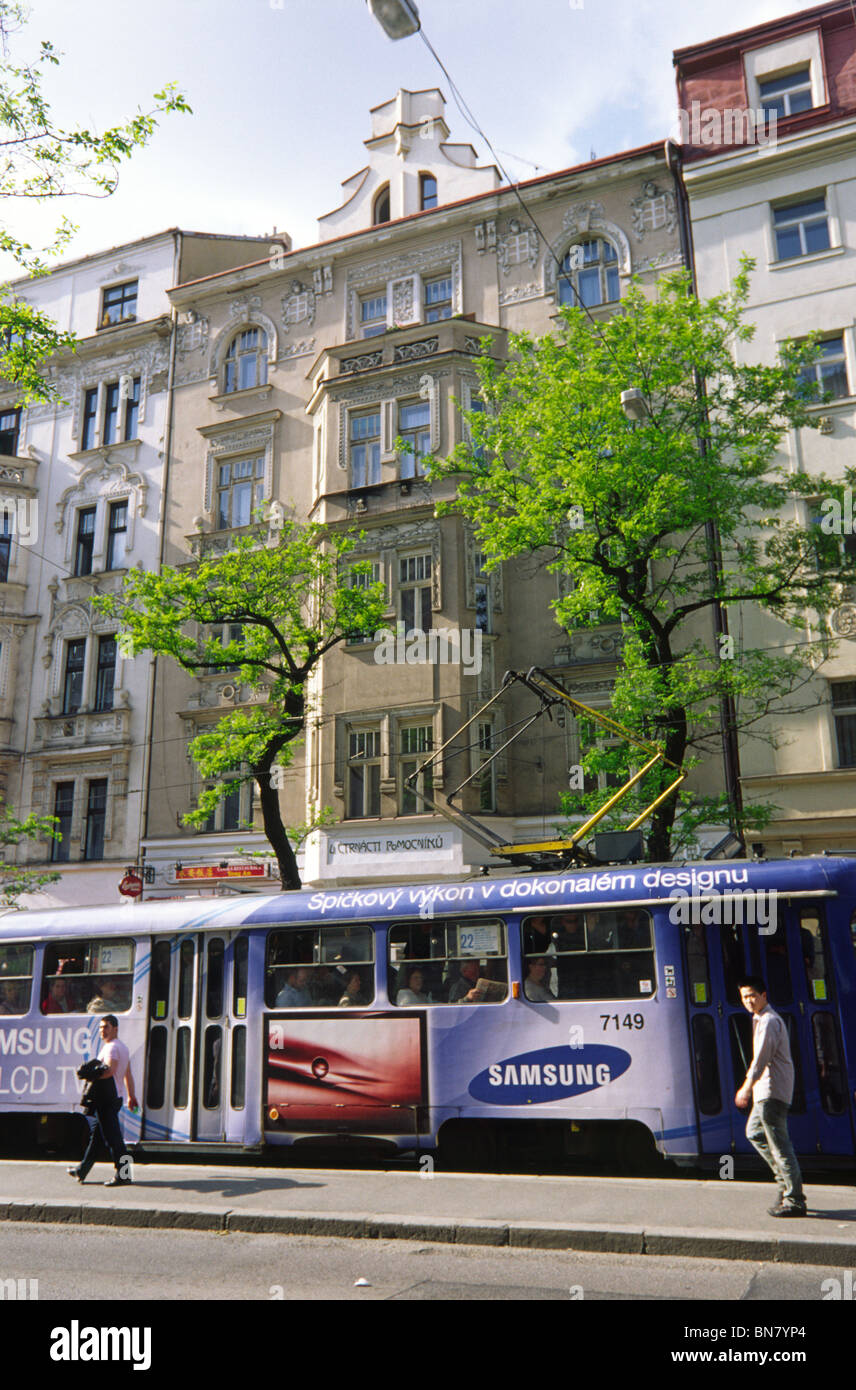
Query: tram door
[[683, 900, 854, 1157], [143, 933, 249, 1143]]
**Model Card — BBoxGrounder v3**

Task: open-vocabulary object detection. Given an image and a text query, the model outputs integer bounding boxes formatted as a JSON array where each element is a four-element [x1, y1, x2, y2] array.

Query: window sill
[[68, 439, 140, 464], [209, 383, 273, 408], [97, 316, 137, 332], [769, 245, 845, 271]]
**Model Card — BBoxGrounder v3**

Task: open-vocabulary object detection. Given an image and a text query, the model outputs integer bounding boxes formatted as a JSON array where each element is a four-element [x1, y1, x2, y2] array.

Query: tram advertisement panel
[[264, 1014, 425, 1134]]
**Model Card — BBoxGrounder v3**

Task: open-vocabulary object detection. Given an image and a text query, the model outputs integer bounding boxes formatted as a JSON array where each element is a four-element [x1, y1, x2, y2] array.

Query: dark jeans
[[77, 1097, 129, 1178], [746, 1098, 804, 1206]]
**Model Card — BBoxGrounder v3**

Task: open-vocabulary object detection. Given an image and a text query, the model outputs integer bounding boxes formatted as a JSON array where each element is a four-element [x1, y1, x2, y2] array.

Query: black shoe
[[103, 1175, 132, 1187], [768, 1201, 806, 1218], [66, 1167, 85, 1183]]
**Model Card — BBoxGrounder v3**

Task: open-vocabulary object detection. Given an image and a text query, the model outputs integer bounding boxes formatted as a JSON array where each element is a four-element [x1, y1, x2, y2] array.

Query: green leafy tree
[[94, 519, 387, 891], [0, 1, 191, 401], [0, 803, 59, 906], [430, 263, 845, 861]]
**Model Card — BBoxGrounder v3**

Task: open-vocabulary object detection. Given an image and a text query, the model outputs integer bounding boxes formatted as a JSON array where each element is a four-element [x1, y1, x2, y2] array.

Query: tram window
[[145, 1026, 167, 1110], [177, 939, 194, 1019], [812, 1013, 845, 1115], [41, 939, 134, 1015], [522, 910, 654, 1002], [206, 938, 225, 1019], [266, 926, 375, 1007], [691, 1015, 722, 1114], [0, 943, 33, 1015], [233, 936, 248, 1018], [728, 1012, 753, 1092], [763, 920, 792, 1006], [150, 940, 171, 1020], [720, 925, 746, 1007], [684, 923, 710, 1005], [174, 1027, 191, 1109], [203, 1025, 222, 1109], [799, 906, 828, 1001], [389, 919, 508, 1005], [786, 1014, 806, 1114], [231, 1026, 246, 1110]]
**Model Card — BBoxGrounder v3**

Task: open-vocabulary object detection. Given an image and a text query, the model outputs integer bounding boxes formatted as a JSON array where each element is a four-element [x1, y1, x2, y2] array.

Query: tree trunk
[[256, 723, 303, 891]]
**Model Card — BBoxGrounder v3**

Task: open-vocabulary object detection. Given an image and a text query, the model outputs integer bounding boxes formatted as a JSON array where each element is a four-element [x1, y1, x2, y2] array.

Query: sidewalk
[[1, 1159, 854, 1266]]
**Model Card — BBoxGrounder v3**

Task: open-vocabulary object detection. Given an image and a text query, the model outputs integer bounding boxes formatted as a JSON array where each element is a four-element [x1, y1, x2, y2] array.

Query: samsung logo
[[469, 1045, 631, 1104]]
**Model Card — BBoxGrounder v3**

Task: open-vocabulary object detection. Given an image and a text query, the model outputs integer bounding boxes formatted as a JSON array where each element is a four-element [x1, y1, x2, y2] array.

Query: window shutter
[[334, 717, 345, 788], [381, 399, 396, 461]]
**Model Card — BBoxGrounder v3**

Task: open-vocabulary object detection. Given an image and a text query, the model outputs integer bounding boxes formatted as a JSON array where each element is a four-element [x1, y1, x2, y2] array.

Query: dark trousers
[[78, 1098, 128, 1178]]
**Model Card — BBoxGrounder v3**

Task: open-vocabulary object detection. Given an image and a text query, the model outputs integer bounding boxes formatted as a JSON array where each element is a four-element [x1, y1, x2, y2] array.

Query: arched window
[[559, 238, 619, 309], [420, 173, 438, 211], [223, 328, 268, 394], [373, 185, 391, 226]]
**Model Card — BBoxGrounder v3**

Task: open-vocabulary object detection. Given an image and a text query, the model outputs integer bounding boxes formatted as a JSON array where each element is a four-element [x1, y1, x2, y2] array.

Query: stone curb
[[1, 1200, 853, 1266]]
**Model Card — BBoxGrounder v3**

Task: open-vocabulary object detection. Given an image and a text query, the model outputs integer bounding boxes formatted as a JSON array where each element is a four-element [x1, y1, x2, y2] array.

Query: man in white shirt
[[735, 976, 806, 1217], [68, 1014, 138, 1188]]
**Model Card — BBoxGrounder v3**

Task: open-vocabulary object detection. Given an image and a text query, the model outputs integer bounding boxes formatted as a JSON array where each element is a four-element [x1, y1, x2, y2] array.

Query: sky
[[0, 0, 823, 273]]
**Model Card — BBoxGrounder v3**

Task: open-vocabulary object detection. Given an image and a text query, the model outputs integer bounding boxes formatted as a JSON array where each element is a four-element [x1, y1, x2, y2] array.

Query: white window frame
[[346, 727, 382, 819], [744, 31, 826, 114], [771, 192, 831, 262], [215, 455, 265, 531], [559, 238, 620, 309], [223, 328, 269, 394]]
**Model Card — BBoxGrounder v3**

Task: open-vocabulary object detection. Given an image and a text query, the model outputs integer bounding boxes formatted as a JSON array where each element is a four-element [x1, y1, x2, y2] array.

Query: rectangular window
[[105, 500, 128, 570], [51, 783, 74, 863], [424, 274, 452, 322], [94, 635, 117, 712], [100, 280, 138, 328], [349, 410, 381, 488], [265, 926, 374, 1008], [0, 506, 12, 584], [83, 779, 108, 861], [400, 553, 432, 632], [389, 918, 508, 1006], [216, 455, 265, 530], [360, 293, 387, 339], [399, 725, 433, 814], [123, 376, 141, 440], [477, 719, 496, 812], [759, 67, 813, 119], [102, 382, 120, 446], [831, 681, 856, 767], [522, 909, 655, 1002], [346, 562, 381, 644], [0, 408, 20, 456], [773, 195, 830, 260], [74, 507, 96, 576], [42, 937, 134, 1015], [81, 389, 98, 450], [474, 550, 491, 633], [347, 729, 381, 818], [201, 776, 253, 834], [798, 336, 848, 402], [213, 622, 245, 670], [0, 943, 33, 1015], [398, 400, 430, 478], [62, 639, 86, 714]]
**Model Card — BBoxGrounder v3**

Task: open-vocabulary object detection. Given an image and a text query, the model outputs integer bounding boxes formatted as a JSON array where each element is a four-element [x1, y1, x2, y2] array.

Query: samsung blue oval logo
[[468, 1045, 631, 1105]]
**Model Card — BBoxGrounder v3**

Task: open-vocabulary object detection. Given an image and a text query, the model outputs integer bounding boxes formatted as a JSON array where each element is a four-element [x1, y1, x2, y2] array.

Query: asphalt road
[[0, 1221, 851, 1301]]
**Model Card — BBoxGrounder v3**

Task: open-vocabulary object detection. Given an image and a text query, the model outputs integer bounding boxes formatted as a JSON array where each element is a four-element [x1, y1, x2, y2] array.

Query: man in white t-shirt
[[68, 1015, 138, 1187]]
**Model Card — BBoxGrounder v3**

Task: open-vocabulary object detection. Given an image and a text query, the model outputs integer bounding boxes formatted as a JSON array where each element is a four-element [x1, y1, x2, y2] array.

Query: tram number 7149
[[601, 1014, 645, 1030]]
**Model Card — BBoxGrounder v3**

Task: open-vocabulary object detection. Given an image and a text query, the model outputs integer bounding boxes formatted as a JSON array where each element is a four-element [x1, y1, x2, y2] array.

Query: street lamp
[[620, 388, 648, 423], [366, 0, 421, 40]]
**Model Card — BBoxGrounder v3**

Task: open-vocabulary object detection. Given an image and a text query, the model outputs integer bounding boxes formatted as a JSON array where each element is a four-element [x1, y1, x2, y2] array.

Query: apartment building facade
[[0, 229, 273, 905], [140, 89, 684, 896], [674, 0, 856, 855]]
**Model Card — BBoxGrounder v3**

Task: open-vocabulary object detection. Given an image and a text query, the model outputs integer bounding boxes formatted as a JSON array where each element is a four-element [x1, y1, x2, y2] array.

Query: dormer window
[[759, 67, 813, 119], [373, 185, 391, 226], [100, 281, 137, 329], [224, 328, 268, 393], [420, 174, 438, 211]]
